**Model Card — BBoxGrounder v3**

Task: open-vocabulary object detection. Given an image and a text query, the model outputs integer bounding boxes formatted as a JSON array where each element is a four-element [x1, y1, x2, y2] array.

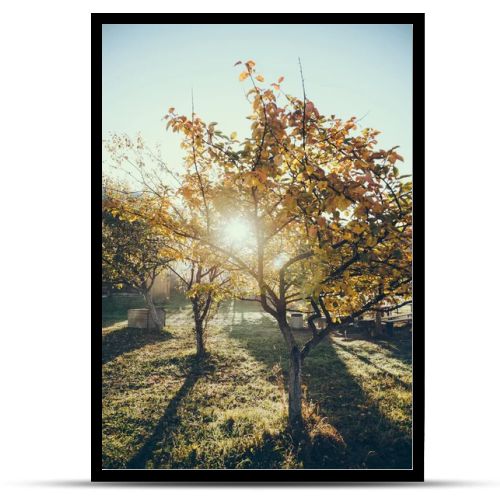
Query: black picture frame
[[92, 12, 424, 483]]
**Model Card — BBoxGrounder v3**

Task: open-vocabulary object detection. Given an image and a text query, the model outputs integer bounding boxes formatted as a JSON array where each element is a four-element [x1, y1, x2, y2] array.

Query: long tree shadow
[[227, 310, 412, 469], [303, 338, 412, 469], [126, 355, 215, 469], [375, 337, 412, 365], [102, 327, 171, 365], [332, 341, 412, 390], [341, 331, 412, 365]]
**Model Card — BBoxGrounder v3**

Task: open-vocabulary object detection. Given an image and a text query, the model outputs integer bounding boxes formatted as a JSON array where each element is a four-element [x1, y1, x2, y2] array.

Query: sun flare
[[223, 219, 251, 246], [272, 253, 288, 269]]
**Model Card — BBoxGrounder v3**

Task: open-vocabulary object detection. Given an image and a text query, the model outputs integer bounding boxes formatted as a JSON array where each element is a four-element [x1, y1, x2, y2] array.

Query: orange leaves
[[271, 77, 284, 92], [236, 60, 256, 81], [237, 59, 254, 78], [350, 222, 365, 235], [308, 226, 318, 238], [336, 196, 352, 212], [325, 194, 351, 213], [325, 195, 337, 213], [344, 118, 357, 132], [252, 97, 261, 111], [305, 101, 315, 114], [236, 60, 269, 86], [388, 151, 404, 163], [255, 168, 268, 183], [283, 193, 298, 210], [179, 185, 194, 202], [157, 64, 412, 310], [350, 185, 366, 198], [354, 159, 368, 169], [355, 172, 378, 189], [242, 171, 267, 190], [304, 100, 319, 119], [107, 63, 412, 328]]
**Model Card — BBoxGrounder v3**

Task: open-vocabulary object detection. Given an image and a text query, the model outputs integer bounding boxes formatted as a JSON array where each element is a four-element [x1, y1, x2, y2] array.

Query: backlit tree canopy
[[104, 60, 412, 435], [102, 179, 174, 331]]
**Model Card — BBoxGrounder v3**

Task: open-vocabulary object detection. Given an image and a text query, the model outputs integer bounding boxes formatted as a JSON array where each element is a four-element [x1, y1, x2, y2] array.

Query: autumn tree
[[102, 179, 173, 332], [163, 149, 233, 358], [104, 133, 233, 358], [162, 60, 412, 437]]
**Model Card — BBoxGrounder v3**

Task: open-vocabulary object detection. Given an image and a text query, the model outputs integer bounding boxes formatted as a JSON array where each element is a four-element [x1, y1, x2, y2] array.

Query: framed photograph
[[93, 13, 424, 482]]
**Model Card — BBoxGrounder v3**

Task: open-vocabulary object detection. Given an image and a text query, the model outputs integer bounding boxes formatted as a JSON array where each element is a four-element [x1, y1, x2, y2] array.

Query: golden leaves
[[344, 120, 356, 131], [337, 195, 351, 212], [243, 171, 266, 190], [354, 159, 368, 169], [255, 168, 268, 183], [180, 185, 194, 201], [325, 194, 350, 213], [283, 194, 297, 210], [151, 64, 412, 315], [273, 154, 283, 166], [388, 152, 404, 163], [351, 222, 364, 235]]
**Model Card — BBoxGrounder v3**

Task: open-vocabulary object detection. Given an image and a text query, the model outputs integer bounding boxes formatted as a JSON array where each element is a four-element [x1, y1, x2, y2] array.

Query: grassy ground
[[102, 296, 412, 469]]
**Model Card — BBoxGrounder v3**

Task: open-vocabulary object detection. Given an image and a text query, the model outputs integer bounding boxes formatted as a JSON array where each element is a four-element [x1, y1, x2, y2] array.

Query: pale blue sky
[[102, 24, 412, 177]]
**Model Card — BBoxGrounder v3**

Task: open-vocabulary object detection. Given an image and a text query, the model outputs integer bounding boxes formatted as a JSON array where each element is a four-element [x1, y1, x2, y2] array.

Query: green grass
[[102, 298, 412, 469], [101, 292, 186, 328]]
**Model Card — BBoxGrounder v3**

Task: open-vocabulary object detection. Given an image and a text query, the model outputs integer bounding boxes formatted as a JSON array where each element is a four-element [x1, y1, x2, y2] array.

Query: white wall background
[[1, 1, 499, 499]]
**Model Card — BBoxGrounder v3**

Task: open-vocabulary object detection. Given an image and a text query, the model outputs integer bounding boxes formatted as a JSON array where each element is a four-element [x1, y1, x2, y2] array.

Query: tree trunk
[[191, 298, 206, 359], [194, 319, 205, 358], [143, 291, 163, 333], [288, 345, 304, 437], [374, 310, 382, 338]]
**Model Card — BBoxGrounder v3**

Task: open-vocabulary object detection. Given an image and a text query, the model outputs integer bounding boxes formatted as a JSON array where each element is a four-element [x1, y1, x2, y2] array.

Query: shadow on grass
[[332, 342, 412, 391], [227, 311, 412, 469], [374, 337, 412, 365], [102, 327, 172, 365], [126, 355, 216, 469]]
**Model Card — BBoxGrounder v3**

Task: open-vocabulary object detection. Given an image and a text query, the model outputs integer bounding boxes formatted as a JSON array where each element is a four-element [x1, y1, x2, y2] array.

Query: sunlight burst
[[223, 219, 251, 246], [272, 253, 288, 269]]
